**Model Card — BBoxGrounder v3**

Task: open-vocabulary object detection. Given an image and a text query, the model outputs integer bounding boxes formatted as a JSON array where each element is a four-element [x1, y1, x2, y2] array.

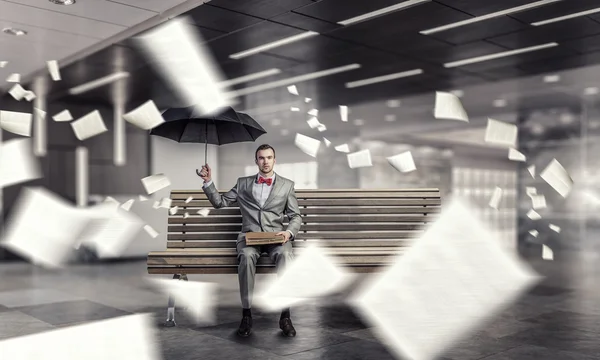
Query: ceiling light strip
[[443, 42, 559, 68], [231, 64, 361, 97], [345, 69, 424, 88], [68, 72, 130, 95], [532, 6, 600, 26], [220, 68, 281, 87], [420, 0, 562, 34], [338, 0, 430, 26], [229, 31, 319, 59]]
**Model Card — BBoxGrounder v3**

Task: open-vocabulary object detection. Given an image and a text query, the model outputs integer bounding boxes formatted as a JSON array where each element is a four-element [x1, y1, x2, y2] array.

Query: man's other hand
[[198, 164, 212, 182], [276, 231, 291, 243]]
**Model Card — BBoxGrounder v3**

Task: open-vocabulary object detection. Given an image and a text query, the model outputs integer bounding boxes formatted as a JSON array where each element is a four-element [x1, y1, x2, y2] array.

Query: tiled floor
[[0, 257, 599, 359]]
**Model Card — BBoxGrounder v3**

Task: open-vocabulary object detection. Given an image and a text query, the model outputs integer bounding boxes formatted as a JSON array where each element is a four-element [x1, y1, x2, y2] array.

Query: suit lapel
[[262, 173, 285, 209], [245, 176, 259, 205]]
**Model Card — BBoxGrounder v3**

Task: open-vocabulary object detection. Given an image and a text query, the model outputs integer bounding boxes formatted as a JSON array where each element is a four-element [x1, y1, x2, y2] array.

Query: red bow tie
[[258, 177, 272, 186]]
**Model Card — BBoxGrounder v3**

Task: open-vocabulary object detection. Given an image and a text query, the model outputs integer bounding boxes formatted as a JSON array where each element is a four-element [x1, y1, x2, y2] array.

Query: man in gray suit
[[198, 144, 302, 337]]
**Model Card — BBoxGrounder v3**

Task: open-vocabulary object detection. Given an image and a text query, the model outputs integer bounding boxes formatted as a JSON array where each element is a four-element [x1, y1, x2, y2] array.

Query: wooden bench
[[148, 188, 441, 326]]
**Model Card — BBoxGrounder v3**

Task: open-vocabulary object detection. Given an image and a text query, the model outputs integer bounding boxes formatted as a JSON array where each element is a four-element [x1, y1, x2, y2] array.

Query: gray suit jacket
[[202, 173, 302, 243]]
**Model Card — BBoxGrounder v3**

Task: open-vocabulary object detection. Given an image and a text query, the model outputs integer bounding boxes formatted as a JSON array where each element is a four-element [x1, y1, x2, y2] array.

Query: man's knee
[[238, 247, 259, 265], [271, 246, 293, 263]]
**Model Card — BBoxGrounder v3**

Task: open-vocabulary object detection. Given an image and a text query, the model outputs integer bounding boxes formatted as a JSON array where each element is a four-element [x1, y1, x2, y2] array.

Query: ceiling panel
[[562, 33, 600, 53], [5, 0, 157, 27], [433, 0, 538, 16], [219, 53, 304, 79], [293, 0, 417, 24], [327, 2, 471, 44], [107, 0, 195, 13], [0, 19, 97, 49], [265, 35, 355, 62], [207, 0, 315, 19], [372, 33, 455, 57], [270, 11, 343, 32], [184, 4, 263, 33], [487, 17, 600, 49], [205, 21, 306, 60], [427, 16, 527, 45], [508, 0, 600, 24], [414, 41, 509, 64], [0, 1, 126, 39], [517, 51, 600, 74]]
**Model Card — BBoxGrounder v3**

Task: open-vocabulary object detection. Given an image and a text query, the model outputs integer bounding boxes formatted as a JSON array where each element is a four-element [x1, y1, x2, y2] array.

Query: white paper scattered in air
[[8, 84, 27, 100], [339, 105, 348, 122], [526, 187, 537, 197], [335, 143, 350, 153], [0, 314, 162, 360], [323, 138, 331, 147], [71, 110, 108, 140], [540, 159, 573, 198], [141, 173, 171, 194], [527, 209, 541, 220], [152, 201, 160, 209], [120, 199, 135, 211], [0, 111, 32, 136], [149, 279, 218, 324], [307, 117, 320, 129], [308, 108, 318, 116], [527, 165, 535, 178], [529, 230, 539, 237], [139, 195, 149, 202], [47, 60, 61, 81], [6, 73, 20, 83], [0, 139, 41, 187], [34, 108, 46, 121], [144, 224, 159, 238], [159, 197, 172, 208], [0, 61, 7, 68], [348, 200, 540, 360], [287, 85, 298, 95], [549, 224, 561, 233], [123, 100, 165, 130], [184, 212, 190, 219], [24, 91, 36, 101], [197, 208, 210, 217], [508, 148, 526, 162], [290, 107, 300, 112], [169, 206, 179, 215], [305, 97, 311, 103], [484, 119, 517, 147], [488, 187, 502, 209], [347, 149, 372, 168], [434, 91, 468, 122], [531, 195, 546, 210], [387, 151, 416, 173], [294, 133, 321, 158], [542, 245, 553, 260], [317, 124, 327, 132], [53, 110, 73, 122]]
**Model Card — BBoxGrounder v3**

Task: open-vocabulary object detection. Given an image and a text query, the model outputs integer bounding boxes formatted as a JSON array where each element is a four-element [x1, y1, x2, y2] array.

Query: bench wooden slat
[[171, 207, 441, 215], [168, 214, 436, 224], [172, 199, 441, 207], [166, 239, 413, 248], [147, 266, 385, 274], [148, 255, 399, 266], [167, 231, 423, 241], [168, 223, 425, 232], [149, 247, 402, 256], [171, 191, 440, 200]]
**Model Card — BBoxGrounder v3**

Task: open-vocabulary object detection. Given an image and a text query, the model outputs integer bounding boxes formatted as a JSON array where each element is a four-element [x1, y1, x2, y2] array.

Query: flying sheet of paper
[[0, 187, 92, 268], [104, 196, 120, 207], [339, 105, 348, 122], [287, 85, 298, 95], [308, 108, 319, 116], [527, 165, 535, 178], [185, 196, 193, 203], [255, 244, 353, 312], [0, 314, 161, 360], [152, 201, 160, 209], [335, 143, 350, 153], [549, 224, 560, 233], [526, 187, 537, 197], [24, 91, 36, 102], [169, 206, 179, 215], [317, 124, 327, 132], [120, 199, 134, 211], [159, 197, 172, 208], [347, 149, 373, 169], [34, 108, 46, 121], [323, 138, 331, 147], [144, 224, 159, 238], [8, 84, 27, 100], [47, 60, 61, 81], [149, 279, 217, 324], [184, 212, 190, 219], [529, 230, 539, 238], [53, 110, 73, 122], [0, 111, 32, 136], [290, 107, 300, 112], [139, 195, 149, 201], [527, 209, 541, 220], [135, 17, 231, 115], [0, 61, 7, 68], [508, 148, 526, 162], [542, 245, 553, 260], [141, 173, 171, 194], [71, 110, 108, 140], [488, 187, 503, 209], [294, 133, 321, 158], [484, 119, 517, 147], [77, 204, 145, 258], [540, 159, 573, 198], [6, 73, 20, 83], [197, 208, 210, 217], [348, 199, 540, 360], [531, 195, 547, 210], [305, 97, 311, 103], [387, 151, 416, 173], [307, 117, 320, 129], [0, 138, 42, 187], [123, 100, 165, 130], [434, 91, 468, 122]]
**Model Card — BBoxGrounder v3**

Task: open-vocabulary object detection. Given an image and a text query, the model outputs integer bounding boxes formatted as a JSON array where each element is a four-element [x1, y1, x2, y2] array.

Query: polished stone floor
[[0, 256, 599, 359]]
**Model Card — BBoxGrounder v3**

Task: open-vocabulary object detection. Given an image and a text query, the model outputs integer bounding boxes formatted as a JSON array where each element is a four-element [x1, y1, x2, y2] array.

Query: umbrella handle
[[195, 169, 202, 177]]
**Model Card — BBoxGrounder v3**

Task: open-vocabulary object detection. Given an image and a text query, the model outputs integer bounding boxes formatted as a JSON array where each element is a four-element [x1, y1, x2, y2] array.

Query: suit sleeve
[[202, 179, 239, 208], [284, 183, 302, 240]]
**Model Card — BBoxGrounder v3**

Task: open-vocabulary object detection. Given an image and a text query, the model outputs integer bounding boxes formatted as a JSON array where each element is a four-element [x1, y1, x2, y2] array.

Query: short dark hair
[[255, 144, 275, 160]]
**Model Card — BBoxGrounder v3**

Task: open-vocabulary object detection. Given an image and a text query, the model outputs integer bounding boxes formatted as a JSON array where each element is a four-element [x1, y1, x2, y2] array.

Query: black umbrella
[[150, 106, 267, 175]]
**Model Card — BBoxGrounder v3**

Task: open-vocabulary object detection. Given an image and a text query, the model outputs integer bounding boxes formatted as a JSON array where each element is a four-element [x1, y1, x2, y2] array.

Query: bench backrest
[[167, 188, 441, 250]]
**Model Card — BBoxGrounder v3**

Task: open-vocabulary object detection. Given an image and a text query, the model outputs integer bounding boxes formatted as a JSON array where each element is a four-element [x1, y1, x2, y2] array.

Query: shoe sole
[[237, 330, 251, 337]]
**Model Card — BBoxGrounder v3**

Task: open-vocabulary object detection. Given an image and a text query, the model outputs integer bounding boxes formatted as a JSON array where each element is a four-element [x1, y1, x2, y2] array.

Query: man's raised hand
[[197, 164, 212, 182]]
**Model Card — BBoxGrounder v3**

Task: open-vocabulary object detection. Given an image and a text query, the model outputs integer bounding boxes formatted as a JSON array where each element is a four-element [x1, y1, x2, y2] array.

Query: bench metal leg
[[165, 274, 188, 327]]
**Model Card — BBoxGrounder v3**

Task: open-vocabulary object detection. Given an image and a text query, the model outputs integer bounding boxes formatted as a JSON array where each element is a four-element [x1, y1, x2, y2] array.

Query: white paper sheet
[[197, 208, 210, 217], [34, 108, 46, 121], [308, 108, 318, 116], [531, 195, 547, 210], [24, 91, 36, 101], [323, 138, 331, 147], [123, 100, 165, 130], [549, 224, 561, 233], [307, 117, 320, 129], [0, 111, 32, 136], [508, 148, 526, 162], [185, 196, 193, 203], [488, 187, 503, 209], [484, 118, 517, 147], [159, 197, 172, 208], [6, 73, 20, 83], [339, 105, 348, 122], [290, 107, 300, 112], [287, 85, 298, 95], [294, 133, 321, 158], [527, 209, 541, 220], [305, 97, 311, 103], [526, 187, 537, 197], [0, 61, 7, 68], [527, 165, 535, 178], [184, 212, 190, 219], [0, 138, 42, 187], [317, 123, 327, 132], [335, 143, 350, 153], [141, 173, 171, 194], [120, 199, 135, 211], [138, 195, 149, 202], [47, 60, 61, 81], [71, 110, 108, 140], [387, 151, 416, 173], [143, 224, 159, 238], [542, 245, 553, 260], [53, 110, 73, 122], [169, 206, 179, 215], [8, 84, 27, 100], [540, 159, 573, 198], [529, 230, 539, 237], [347, 149, 372, 168], [434, 91, 468, 122]]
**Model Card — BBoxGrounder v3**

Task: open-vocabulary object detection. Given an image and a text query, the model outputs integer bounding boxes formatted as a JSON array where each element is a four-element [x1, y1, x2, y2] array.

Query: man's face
[[256, 149, 275, 174]]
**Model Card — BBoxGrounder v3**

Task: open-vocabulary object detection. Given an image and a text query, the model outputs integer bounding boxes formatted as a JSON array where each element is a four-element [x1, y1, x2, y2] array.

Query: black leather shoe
[[279, 318, 296, 337], [237, 316, 252, 337]]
